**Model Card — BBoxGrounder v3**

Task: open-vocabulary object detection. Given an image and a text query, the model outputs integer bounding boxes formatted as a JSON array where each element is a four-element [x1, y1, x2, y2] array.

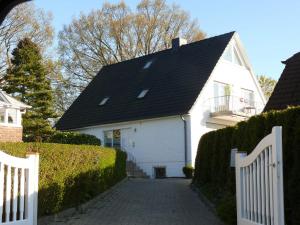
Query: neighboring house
[[56, 32, 266, 178], [264, 52, 300, 111], [0, 90, 30, 142]]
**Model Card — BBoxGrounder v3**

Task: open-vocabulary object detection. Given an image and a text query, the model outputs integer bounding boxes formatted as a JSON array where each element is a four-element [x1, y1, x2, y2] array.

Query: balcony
[[206, 95, 263, 125]]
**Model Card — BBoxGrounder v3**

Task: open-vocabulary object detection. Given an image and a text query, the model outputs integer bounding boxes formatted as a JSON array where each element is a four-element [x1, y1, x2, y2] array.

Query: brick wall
[[0, 125, 23, 142]]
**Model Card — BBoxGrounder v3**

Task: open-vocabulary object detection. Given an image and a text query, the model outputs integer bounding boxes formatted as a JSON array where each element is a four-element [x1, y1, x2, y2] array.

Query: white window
[[242, 89, 254, 107], [214, 82, 231, 111], [143, 60, 153, 69], [104, 129, 121, 148], [99, 97, 109, 106], [222, 43, 245, 66], [137, 89, 149, 99]]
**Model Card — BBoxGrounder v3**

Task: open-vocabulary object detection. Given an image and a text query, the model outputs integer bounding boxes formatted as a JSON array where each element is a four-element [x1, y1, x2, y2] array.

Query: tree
[[3, 38, 57, 141], [58, 0, 205, 93], [257, 75, 277, 100], [0, 2, 54, 79]]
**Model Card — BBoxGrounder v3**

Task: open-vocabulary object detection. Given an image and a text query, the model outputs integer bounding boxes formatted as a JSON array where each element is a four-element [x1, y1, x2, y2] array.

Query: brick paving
[[47, 179, 223, 225]]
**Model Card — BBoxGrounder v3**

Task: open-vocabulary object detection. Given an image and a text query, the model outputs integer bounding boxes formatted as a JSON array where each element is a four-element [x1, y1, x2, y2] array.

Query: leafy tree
[[0, 2, 54, 79], [257, 75, 277, 100], [58, 0, 205, 93], [3, 38, 57, 141]]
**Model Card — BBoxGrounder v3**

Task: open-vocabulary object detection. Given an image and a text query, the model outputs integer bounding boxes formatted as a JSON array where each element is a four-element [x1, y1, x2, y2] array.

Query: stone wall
[[0, 125, 23, 142]]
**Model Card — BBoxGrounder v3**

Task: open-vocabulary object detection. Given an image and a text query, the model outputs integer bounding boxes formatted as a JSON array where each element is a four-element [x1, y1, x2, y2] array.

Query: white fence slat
[[13, 167, 18, 221], [24, 169, 29, 220], [235, 126, 285, 225], [246, 166, 250, 219], [20, 168, 25, 220], [253, 160, 257, 222], [265, 148, 270, 225], [269, 147, 274, 225], [261, 151, 266, 225], [257, 157, 261, 223], [6, 165, 11, 222], [242, 167, 246, 218], [250, 164, 253, 220], [0, 163, 4, 222]]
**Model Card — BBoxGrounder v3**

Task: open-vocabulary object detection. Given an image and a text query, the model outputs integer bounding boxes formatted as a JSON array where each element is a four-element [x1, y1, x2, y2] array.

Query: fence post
[[27, 152, 39, 225], [235, 150, 247, 225]]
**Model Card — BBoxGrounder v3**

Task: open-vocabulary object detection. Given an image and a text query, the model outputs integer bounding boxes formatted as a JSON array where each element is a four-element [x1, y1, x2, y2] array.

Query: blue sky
[[35, 0, 300, 80]]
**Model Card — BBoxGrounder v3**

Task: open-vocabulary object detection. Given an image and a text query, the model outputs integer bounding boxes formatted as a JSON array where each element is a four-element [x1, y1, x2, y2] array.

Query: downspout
[[180, 115, 188, 166]]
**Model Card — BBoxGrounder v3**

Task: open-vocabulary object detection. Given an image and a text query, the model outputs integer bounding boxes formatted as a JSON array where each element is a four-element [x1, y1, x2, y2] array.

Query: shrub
[[193, 107, 300, 225], [182, 165, 194, 178], [0, 142, 126, 216], [48, 131, 101, 146]]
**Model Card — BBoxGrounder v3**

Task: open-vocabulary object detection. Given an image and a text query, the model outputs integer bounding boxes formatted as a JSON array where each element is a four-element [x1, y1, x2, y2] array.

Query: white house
[[56, 32, 266, 178], [0, 90, 31, 142]]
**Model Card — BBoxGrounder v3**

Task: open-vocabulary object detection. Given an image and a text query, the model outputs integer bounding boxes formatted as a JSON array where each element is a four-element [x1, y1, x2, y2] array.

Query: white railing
[[235, 126, 285, 225], [0, 151, 39, 225], [207, 95, 264, 117]]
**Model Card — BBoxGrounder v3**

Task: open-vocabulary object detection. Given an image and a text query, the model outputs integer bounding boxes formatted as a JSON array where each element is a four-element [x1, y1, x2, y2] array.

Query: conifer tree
[[3, 38, 56, 141]]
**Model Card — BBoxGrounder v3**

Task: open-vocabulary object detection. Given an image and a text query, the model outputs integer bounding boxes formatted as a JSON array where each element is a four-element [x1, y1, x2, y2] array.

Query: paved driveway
[[47, 179, 223, 225]]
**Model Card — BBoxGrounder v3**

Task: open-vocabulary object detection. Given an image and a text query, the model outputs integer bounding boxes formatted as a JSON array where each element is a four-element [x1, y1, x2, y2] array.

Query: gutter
[[180, 115, 188, 166]]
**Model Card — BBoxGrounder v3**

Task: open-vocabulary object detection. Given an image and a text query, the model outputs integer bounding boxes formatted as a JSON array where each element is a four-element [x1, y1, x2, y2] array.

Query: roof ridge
[[103, 31, 236, 69]]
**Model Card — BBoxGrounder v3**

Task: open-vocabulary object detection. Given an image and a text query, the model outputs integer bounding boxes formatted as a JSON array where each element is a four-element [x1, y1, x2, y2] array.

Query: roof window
[[137, 89, 149, 99], [99, 97, 109, 106], [143, 60, 153, 69]]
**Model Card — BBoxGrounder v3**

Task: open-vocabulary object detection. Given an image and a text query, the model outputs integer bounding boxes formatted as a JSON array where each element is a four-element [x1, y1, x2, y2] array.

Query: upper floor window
[[241, 88, 254, 107], [222, 43, 245, 67]]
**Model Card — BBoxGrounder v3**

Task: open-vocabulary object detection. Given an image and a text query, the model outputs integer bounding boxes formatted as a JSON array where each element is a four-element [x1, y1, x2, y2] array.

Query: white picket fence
[[0, 151, 39, 225], [235, 126, 285, 225]]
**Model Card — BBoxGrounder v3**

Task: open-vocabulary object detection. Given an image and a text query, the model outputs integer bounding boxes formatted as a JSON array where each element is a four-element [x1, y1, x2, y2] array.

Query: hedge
[[0, 142, 127, 216], [193, 107, 300, 225], [47, 131, 101, 146]]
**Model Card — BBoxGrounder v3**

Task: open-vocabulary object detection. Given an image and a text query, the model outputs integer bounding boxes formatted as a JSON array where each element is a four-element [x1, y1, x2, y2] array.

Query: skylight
[[99, 97, 109, 106], [143, 60, 153, 69], [137, 89, 149, 99]]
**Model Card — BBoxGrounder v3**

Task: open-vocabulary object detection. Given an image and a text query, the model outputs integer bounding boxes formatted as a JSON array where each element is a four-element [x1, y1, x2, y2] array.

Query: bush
[[0, 142, 126, 216], [48, 131, 101, 146], [182, 165, 194, 178], [193, 107, 300, 225]]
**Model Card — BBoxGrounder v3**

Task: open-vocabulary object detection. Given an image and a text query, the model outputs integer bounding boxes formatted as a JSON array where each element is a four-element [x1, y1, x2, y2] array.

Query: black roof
[[264, 52, 300, 111], [56, 32, 235, 130]]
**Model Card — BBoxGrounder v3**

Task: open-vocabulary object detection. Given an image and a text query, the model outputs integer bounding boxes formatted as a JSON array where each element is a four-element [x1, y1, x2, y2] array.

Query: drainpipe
[[180, 115, 188, 166]]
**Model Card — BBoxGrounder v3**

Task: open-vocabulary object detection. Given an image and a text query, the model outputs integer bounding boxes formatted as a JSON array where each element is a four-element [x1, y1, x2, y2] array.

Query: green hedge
[[0, 142, 127, 216], [47, 131, 101, 146], [193, 107, 300, 225]]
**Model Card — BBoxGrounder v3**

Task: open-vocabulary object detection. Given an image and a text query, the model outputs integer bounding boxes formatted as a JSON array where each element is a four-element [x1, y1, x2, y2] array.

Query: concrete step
[[126, 160, 149, 178]]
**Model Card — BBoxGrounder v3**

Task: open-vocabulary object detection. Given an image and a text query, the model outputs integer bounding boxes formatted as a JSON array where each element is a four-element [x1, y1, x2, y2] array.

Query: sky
[[34, 0, 300, 80]]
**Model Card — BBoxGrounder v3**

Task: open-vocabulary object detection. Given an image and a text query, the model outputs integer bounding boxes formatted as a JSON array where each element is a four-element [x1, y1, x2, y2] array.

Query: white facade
[[0, 90, 30, 128], [73, 34, 266, 178]]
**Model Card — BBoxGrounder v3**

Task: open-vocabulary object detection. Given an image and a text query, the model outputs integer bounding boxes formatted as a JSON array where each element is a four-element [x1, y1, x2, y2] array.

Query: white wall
[[188, 42, 265, 167], [76, 116, 186, 178]]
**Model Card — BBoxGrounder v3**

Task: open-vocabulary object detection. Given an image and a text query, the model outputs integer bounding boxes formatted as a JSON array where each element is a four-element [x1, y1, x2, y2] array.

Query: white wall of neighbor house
[[76, 116, 186, 178], [187, 37, 266, 167]]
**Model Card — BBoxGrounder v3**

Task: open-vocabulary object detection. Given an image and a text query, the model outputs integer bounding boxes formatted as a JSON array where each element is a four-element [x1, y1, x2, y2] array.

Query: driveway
[[46, 179, 223, 225]]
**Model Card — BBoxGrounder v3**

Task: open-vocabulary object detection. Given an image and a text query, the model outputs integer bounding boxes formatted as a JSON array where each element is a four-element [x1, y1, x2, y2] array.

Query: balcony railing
[[207, 95, 263, 118]]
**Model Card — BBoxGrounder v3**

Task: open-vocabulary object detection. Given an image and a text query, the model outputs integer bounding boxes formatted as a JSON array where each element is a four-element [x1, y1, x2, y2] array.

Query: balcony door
[[214, 81, 230, 112]]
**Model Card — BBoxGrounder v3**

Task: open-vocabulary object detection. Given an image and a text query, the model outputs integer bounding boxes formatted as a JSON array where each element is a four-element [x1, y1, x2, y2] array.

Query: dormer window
[[143, 60, 153, 69], [137, 89, 149, 99], [99, 97, 109, 106]]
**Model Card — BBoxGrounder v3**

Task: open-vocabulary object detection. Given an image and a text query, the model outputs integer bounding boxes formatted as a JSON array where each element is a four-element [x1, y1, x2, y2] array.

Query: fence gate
[[0, 151, 39, 225], [235, 126, 285, 225]]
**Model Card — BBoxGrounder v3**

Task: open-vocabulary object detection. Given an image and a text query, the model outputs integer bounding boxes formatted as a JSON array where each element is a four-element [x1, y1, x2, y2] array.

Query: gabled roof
[[56, 32, 235, 130], [264, 52, 300, 111], [0, 90, 31, 109]]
